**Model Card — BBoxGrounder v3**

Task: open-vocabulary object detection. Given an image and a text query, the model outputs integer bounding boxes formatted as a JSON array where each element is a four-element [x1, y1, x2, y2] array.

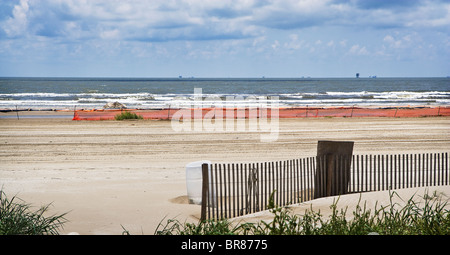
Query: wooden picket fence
[[200, 152, 449, 220]]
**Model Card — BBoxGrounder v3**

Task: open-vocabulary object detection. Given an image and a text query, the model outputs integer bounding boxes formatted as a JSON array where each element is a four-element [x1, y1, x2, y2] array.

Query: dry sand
[[231, 186, 450, 227], [0, 113, 449, 234]]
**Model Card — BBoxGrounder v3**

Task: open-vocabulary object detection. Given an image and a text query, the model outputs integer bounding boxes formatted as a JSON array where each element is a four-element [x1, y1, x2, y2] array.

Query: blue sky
[[0, 0, 449, 78]]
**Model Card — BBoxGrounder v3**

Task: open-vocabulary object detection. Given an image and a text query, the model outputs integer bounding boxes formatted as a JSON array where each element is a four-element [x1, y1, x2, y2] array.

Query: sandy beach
[[0, 113, 449, 234]]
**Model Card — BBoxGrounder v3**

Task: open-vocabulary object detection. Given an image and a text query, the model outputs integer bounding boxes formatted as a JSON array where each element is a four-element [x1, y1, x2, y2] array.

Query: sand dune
[[231, 186, 450, 226]]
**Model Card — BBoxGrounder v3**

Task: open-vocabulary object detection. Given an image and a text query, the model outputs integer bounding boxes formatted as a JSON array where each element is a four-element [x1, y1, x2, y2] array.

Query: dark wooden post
[[200, 163, 209, 221], [314, 140, 354, 199]]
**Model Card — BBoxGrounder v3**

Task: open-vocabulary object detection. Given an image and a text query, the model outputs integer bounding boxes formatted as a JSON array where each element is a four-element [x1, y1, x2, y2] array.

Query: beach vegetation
[[114, 111, 144, 120], [155, 190, 450, 235], [0, 189, 68, 235], [155, 217, 240, 235]]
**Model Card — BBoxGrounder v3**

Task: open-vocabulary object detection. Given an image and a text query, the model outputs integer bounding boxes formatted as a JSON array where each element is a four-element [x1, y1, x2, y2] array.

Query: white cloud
[[3, 0, 29, 37], [2, 0, 448, 42], [383, 35, 394, 43], [284, 34, 305, 50], [100, 29, 120, 39], [271, 40, 280, 50], [349, 44, 369, 55], [383, 33, 423, 50], [252, 36, 266, 46], [405, 1, 450, 28]]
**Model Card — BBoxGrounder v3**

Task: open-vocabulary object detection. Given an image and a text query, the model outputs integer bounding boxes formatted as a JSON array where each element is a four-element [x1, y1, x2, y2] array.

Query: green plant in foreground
[[0, 190, 68, 235], [155, 190, 450, 235], [154, 216, 240, 235], [114, 111, 144, 120]]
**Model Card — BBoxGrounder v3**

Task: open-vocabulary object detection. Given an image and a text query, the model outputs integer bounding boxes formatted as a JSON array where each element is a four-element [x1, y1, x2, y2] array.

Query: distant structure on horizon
[[356, 73, 360, 78]]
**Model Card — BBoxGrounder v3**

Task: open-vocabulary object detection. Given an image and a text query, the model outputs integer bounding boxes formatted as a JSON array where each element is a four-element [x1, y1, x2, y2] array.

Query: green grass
[[114, 111, 144, 120], [0, 189, 68, 235], [154, 190, 450, 235]]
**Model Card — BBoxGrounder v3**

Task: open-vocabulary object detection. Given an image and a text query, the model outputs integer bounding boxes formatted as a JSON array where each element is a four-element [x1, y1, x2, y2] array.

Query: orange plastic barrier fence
[[72, 106, 450, 121]]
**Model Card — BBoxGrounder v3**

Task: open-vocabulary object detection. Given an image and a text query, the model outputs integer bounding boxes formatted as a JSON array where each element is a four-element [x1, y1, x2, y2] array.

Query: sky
[[0, 0, 449, 78]]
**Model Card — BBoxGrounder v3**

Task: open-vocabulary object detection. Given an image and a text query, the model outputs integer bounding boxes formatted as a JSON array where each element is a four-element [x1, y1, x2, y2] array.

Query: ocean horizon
[[0, 77, 449, 111]]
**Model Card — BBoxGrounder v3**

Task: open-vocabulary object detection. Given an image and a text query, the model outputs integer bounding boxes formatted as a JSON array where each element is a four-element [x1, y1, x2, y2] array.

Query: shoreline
[[2, 105, 448, 120], [1, 104, 449, 111], [0, 110, 74, 119]]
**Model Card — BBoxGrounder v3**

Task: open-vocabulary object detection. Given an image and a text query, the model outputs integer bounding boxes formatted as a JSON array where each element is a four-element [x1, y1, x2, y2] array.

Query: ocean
[[0, 77, 449, 110]]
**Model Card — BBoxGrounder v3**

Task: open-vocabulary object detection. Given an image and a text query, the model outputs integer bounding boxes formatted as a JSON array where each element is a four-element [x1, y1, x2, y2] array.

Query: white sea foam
[[0, 91, 448, 110]]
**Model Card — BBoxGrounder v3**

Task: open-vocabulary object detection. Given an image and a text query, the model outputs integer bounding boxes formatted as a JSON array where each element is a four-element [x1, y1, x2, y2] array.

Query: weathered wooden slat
[[200, 163, 209, 221], [444, 152, 448, 185], [232, 163, 236, 218], [434, 153, 437, 186]]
